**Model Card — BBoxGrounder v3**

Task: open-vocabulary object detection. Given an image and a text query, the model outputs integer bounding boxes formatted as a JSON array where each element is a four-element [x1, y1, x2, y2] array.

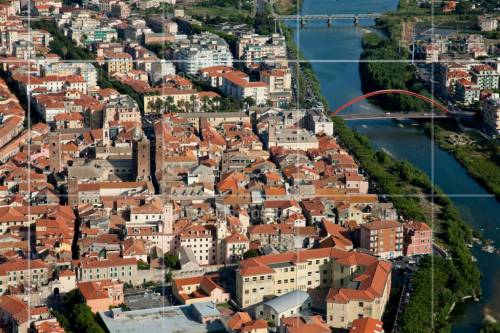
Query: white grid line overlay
[[13, 0, 494, 329]]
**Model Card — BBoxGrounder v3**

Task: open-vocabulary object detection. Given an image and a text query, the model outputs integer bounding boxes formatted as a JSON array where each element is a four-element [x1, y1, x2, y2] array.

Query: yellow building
[[235, 247, 391, 329], [105, 52, 133, 75]]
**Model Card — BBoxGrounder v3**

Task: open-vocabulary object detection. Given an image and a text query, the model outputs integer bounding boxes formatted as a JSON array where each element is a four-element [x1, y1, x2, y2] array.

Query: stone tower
[[67, 176, 79, 207], [133, 129, 151, 181], [48, 132, 62, 173]]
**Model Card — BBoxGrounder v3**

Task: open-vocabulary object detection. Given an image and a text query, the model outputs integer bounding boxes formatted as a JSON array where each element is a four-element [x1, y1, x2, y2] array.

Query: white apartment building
[[174, 33, 233, 74], [221, 73, 269, 106], [237, 33, 287, 67], [41, 62, 98, 89]]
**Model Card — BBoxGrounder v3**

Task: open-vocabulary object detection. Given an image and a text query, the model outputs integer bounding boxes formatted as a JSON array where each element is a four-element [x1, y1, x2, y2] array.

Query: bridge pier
[[300, 18, 305, 27], [327, 17, 332, 27], [353, 16, 359, 25]]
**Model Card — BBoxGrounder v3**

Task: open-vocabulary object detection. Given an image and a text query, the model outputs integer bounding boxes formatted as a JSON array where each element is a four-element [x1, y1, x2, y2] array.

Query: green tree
[[243, 249, 260, 259], [164, 253, 180, 270]]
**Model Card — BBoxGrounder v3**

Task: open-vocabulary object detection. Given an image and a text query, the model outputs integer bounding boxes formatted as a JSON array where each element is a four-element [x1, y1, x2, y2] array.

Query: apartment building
[[0, 115, 24, 150], [223, 232, 250, 264], [261, 68, 292, 107], [143, 88, 199, 113], [176, 225, 217, 266], [267, 125, 319, 150], [471, 64, 499, 90], [403, 221, 432, 256], [73, 256, 138, 285], [483, 97, 500, 134], [0, 295, 49, 333], [221, 72, 269, 106], [455, 79, 480, 105], [236, 248, 390, 307], [237, 34, 287, 67], [359, 220, 404, 259], [174, 33, 233, 74], [1, 28, 51, 55], [41, 62, 98, 89], [235, 247, 391, 329], [0, 259, 49, 293], [105, 52, 133, 75]]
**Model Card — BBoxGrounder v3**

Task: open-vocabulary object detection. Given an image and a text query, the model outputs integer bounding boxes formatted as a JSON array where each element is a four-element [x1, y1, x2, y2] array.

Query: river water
[[292, 0, 500, 331]]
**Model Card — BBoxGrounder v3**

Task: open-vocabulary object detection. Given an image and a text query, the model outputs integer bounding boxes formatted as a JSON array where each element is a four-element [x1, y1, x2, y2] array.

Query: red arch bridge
[[329, 89, 473, 120]]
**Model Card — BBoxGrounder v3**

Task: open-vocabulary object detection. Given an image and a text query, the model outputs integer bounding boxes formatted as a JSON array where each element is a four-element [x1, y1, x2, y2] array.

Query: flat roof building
[[98, 302, 225, 333]]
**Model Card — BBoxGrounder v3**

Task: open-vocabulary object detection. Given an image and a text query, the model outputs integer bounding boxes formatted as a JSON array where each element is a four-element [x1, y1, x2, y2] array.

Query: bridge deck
[[336, 113, 451, 120], [274, 13, 382, 20]]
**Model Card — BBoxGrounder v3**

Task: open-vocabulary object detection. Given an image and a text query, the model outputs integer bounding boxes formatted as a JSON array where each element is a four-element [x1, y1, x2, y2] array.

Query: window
[[359, 302, 364, 307]]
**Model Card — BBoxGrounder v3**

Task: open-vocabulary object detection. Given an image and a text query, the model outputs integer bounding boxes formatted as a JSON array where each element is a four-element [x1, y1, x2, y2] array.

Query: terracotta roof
[[225, 312, 249, 330], [349, 317, 384, 333], [361, 220, 401, 231]]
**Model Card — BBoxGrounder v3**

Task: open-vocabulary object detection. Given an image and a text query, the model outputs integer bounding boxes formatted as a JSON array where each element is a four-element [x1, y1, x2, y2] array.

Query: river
[[292, 0, 500, 331]]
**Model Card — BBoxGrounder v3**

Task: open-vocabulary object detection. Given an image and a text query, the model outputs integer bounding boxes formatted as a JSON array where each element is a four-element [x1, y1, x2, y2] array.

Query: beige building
[[73, 256, 138, 285], [235, 247, 391, 329], [261, 69, 292, 94], [175, 225, 217, 266], [172, 274, 230, 305], [221, 72, 269, 106], [267, 125, 318, 150], [0, 259, 49, 293], [143, 89, 219, 114], [237, 34, 287, 67]]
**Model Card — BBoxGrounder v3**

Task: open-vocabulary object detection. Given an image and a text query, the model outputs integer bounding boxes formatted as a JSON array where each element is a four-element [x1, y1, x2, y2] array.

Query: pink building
[[403, 221, 432, 256]]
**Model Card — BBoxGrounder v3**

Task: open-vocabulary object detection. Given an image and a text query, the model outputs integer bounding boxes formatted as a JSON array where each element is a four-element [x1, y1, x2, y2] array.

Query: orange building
[[359, 220, 404, 259], [78, 279, 124, 313]]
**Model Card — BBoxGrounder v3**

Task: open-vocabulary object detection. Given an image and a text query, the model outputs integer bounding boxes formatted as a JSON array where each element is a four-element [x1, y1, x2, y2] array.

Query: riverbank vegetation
[[332, 117, 481, 332], [481, 321, 500, 333], [184, 0, 253, 18], [273, 0, 303, 15], [281, 26, 329, 109], [359, 28, 432, 113], [428, 123, 500, 199]]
